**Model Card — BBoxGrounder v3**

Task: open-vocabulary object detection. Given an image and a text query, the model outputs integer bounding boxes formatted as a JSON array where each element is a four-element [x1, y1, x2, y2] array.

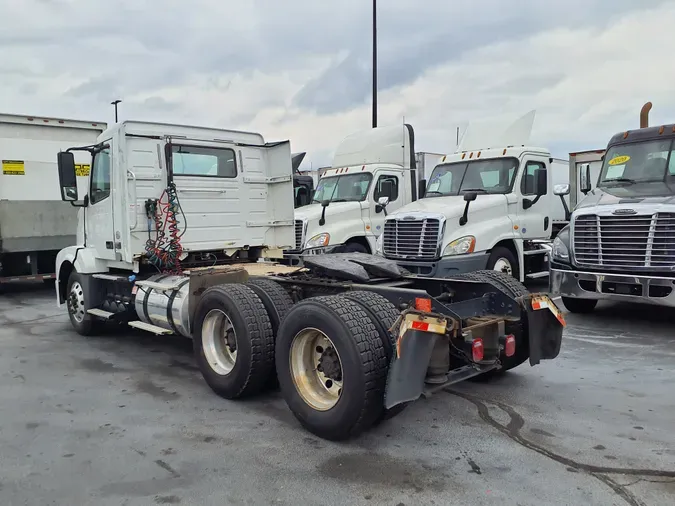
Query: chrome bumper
[[550, 268, 675, 307]]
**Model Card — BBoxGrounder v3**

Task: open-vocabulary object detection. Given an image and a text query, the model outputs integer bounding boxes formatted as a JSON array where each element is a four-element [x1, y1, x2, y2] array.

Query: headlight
[[552, 235, 569, 261], [442, 235, 476, 256], [375, 233, 384, 255], [305, 232, 330, 249]]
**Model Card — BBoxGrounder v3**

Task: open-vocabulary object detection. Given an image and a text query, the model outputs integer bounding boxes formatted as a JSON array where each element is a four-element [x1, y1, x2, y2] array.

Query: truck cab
[[288, 124, 427, 255], [550, 102, 675, 313], [378, 145, 569, 282], [54, 120, 295, 315]]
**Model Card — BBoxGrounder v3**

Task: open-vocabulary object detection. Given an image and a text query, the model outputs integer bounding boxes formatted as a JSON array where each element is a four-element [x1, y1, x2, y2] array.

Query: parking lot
[[0, 282, 673, 506]]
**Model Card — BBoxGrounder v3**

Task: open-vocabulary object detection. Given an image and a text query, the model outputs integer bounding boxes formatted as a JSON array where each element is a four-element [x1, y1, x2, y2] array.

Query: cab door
[[515, 156, 552, 239], [368, 171, 403, 238], [86, 143, 117, 260]]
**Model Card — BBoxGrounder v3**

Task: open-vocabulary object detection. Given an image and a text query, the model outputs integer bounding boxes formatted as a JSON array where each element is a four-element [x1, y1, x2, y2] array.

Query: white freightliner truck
[[286, 125, 441, 256], [550, 102, 675, 312], [52, 119, 565, 441], [0, 113, 106, 283], [376, 113, 570, 283]]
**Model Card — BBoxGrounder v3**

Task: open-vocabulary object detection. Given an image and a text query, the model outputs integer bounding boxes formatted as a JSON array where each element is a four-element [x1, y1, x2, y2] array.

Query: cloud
[[0, 0, 673, 170]]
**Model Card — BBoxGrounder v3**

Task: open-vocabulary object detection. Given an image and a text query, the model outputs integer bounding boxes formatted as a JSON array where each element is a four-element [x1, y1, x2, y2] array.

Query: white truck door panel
[[515, 158, 552, 239], [86, 144, 116, 260]]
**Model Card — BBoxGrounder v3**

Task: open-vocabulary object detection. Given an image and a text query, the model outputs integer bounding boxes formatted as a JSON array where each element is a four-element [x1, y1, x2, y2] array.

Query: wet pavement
[[0, 282, 673, 506]]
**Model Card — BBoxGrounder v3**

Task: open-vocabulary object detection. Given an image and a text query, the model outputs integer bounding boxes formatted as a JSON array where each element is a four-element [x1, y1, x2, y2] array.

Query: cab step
[[526, 271, 549, 279], [128, 320, 173, 335], [87, 308, 116, 319], [92, 273, 130, 282]]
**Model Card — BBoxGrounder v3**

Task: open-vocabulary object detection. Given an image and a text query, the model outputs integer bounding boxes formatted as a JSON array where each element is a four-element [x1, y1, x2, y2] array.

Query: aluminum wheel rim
[[289, 328, 343, 411], [68, 281, 86, 323], [493, 258, 513, 276], [202, 309, 238, 376]]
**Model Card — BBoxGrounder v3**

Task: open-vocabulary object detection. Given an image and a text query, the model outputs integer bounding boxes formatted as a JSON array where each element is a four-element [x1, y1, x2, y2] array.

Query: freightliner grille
[[382, 218, 441, 260], [284, 220, 305, 253], [573, 213, 675, 268]]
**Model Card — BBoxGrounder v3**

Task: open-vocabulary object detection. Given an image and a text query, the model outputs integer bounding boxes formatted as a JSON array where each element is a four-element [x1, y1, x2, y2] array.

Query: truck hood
[[387, 194, 508, 220], [295, 201, 364, 246], [577, 184, 675, 210], [295, 201, 362, 222]]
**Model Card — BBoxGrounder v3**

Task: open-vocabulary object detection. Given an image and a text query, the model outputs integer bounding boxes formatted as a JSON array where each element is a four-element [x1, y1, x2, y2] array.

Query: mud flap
[[526, 295, 565, 366], [384, 330, 438, 409]]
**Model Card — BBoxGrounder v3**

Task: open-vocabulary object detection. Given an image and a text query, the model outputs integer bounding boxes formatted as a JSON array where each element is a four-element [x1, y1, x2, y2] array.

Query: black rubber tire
[[342, 242, 369, 254], [486, 246, 519, 279], [192, 284, 275, 399], [245, 278, 295, 390], [275, 295, 388, 440], [341, 290, 408, 423], [449, 270, 529, 377], [561, 296, 597, 314], [66, 271, 103, 337]]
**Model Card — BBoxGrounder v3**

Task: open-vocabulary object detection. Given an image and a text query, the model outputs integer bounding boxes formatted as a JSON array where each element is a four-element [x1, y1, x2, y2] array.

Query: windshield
[[424, 158, 519, 197], [598, 139, 675, 186], [312, 173, 372, 203]]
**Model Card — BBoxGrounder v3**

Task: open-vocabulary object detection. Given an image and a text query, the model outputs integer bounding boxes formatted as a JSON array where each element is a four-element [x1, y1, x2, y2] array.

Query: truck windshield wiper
[[424, 190, 445, 196], [461, 188, 488, 193], [601, 177, 636, 185]]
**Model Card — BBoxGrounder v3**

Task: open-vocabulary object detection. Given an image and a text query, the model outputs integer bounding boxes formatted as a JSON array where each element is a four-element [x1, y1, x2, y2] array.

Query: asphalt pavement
[[0, 282, 673, 506]]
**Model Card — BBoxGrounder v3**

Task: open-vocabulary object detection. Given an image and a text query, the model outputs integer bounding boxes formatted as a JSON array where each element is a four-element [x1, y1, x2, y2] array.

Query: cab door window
[[521, 161, 546, 196], [90, 148, 111, 204], [373, 175, 399, 202]]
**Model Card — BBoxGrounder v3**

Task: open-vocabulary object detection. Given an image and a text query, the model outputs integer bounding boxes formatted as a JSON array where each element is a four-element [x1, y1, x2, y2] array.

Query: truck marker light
[[469, 152, 474, 158], [659, 126, 664, 135], [472, 338, 484, 362], [477, 151, 481, 158], [505, 334, 516, 357], [411, 321, 429, 331], [415, 297, 432, 312], [502, 148, 507, 155], [461, 153, 466, 160]]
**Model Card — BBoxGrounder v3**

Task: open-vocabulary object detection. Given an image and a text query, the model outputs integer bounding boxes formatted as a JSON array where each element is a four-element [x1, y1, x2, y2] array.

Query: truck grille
[[573, 213, 675, 268], [284, 220, 305, 253], [383, 218, 441, 260]]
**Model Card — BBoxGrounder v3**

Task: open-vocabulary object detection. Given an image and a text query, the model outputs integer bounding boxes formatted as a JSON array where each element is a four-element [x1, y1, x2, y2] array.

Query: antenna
[[111, 99, 122, 123]]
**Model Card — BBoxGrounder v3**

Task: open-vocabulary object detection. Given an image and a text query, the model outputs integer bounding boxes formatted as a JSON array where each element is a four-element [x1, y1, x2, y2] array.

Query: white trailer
[[0, 114, 106, 283]]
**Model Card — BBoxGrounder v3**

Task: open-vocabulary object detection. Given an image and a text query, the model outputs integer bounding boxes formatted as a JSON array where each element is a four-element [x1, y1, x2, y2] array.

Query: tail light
[[472, 338, 484, 362], [505, 334, 516, 357]]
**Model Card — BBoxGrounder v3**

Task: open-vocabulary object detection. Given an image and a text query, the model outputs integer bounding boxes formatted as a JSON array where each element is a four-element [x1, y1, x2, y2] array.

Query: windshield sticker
[[608, 155, 630, 166]]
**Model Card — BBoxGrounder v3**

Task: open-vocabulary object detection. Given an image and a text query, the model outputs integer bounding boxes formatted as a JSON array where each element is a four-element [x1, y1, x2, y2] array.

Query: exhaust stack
[[640, 102, 652, 129]]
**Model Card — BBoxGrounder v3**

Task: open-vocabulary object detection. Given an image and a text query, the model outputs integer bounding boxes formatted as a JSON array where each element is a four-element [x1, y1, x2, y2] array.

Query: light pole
[[372, 0, 377, 128], [111, 99, 122, 123]]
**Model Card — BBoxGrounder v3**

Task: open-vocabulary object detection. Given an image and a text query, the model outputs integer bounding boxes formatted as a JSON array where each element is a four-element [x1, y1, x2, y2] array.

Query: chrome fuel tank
[[134, 274, 191, 337]]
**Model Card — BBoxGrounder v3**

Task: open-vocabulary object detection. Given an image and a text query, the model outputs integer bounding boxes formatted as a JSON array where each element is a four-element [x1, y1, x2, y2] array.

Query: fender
[[55, 246, 110, 306]]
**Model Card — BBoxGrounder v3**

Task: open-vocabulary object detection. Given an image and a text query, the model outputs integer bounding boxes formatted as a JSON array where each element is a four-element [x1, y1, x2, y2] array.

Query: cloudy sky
[[2, 0, 674, 168]]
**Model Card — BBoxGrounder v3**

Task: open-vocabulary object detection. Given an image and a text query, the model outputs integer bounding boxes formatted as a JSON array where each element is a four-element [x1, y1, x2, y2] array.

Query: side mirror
[[535, 167, 547, 195], [418, 179, 427, 199], [554, 183, 570, 196], [580, 164, 592, 194], [57, 151, 78, 201], [375, 196, 389, 215], [463, 191, 478, 202]]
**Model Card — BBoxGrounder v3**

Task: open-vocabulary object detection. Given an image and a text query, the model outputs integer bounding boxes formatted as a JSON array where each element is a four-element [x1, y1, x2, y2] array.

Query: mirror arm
[[319, 205, 327, 226], [559, 195, 570, 221], [459, 202, 471, 226]]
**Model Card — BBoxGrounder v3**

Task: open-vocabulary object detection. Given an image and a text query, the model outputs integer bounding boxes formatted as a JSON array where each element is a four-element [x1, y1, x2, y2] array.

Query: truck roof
[[608, 123, 675, 147], [440, 145, 551, 164], [101, 120, 267, 145], [0, 113, 106, 131]]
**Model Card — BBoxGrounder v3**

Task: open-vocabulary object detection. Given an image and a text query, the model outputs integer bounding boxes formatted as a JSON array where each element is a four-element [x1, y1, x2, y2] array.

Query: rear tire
[[341, 290, 408, 423], [66, 271, 103, 337], [561, 296, 597, 314], [192, 284, 275, 399], [449, 270, 529, 378], [275, 295, 388, 440], [245, 278, 294, 389]]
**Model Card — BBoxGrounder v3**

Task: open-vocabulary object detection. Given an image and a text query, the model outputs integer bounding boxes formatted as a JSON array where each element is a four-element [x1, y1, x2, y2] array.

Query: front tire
[[561, 297, 597, 314], [66, 271, 102, 336], [275, 295, 388, 440], [192, 284, 275, 399], [487, 246, 519, 279]]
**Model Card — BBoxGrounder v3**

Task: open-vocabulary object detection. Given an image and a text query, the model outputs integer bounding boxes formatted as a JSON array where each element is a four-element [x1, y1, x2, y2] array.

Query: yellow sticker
[[75, 164, 91, 177], [608, 155, 630, 166], [2, 159, 25, 175]]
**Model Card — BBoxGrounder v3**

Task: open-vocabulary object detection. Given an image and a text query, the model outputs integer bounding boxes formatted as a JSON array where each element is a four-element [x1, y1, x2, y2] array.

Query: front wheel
[[275, 296, 388, 440], [66, 271, 102, 336], [561, 297, 597, 314], [487, 246, 519, 279]]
